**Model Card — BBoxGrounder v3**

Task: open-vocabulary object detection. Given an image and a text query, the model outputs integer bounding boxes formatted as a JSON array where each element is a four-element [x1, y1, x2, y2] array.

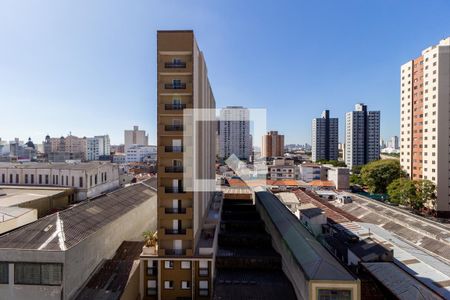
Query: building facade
[[125, 126, 149, 152], [86, 135, 111, 161], [126, 145, 157, 163], [218, 106, 251, 160], [261, 131, 284, 158], [43, 135, 87, 162], [312, 110, 338, 162], [268, 157, 299, 180], [345, 103, 380, 168], [140, 30, 218, 300], [400, 37, 450, 216]]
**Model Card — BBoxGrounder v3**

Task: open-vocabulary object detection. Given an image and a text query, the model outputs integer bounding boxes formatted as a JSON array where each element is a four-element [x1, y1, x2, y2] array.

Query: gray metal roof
[[0, 179, 156, 251], [0, 161, 114, 171], [300, 207, 324, 219], [255, 191, 355, 281], [362, 262, 442, 300]]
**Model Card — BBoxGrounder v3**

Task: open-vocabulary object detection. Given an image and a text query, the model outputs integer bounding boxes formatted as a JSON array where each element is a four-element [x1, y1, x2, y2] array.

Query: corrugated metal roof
[[255, 191, 356, 282], [0, 179, 156, 251]]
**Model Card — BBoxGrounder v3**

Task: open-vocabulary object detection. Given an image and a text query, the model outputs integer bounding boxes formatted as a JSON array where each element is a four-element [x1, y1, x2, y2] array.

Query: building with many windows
[[218, 106, 252, 161], [140, 30, 218, 300], [125, 126, 149, 152], [86, 135, 111, 161], [400, 37, 450, 216], [261, 131, 284, 158], [0, 162, 119, 201], [345, 103, 380, 168], [312, 110, 338, 162]]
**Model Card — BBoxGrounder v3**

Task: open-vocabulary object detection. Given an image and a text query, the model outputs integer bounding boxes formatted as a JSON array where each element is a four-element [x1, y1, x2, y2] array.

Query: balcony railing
[[165, 166, 184, 173], [165, 187, 185, 193], [164, 62, 186, 68], [147, 288, 157, 296], [147, 267, 157, 276], [164, 83, 186, 89], [165, 125, 184, 131], [199, 289, 209, 296], [199, 268, 209, 276], [165, 249, 186, 255], [165, 104, 186, 110], [165, 146, 183, 152], [165, 229, 187, 235], [165, 207, 187, 214]]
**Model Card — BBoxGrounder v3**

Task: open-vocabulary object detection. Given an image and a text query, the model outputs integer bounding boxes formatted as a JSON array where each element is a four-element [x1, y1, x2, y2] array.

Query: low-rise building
[[299, 163, 326, 182], [268, 157, 299, 180], [0, 162, 120, 201], [126, 145, 157, 163], [0, 179, 157, 300], [326, 166, 350, 190], [299, 206, 327, 236]]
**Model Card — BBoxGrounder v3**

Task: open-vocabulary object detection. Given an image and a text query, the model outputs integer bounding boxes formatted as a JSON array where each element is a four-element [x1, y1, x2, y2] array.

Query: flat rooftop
[[0, 206, 34, 223], [256, 191, 355, 281], [0, 179, 156, 251], [0, 186, 72, 207], [0, 161, 114, 171]]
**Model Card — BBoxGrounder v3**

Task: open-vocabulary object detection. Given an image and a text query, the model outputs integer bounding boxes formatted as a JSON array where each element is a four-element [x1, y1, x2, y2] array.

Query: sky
[[1, 0, 450, 145]]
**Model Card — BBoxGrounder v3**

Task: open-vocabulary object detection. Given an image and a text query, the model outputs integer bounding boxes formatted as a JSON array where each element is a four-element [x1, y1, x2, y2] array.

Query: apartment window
[[0, 262, 8, 284], [16, 174, 19, 184], [147, 261, 157, 276], [79, 177, 83, 188], [199, 260, 208, 276], [45, 175, 49, 185], [25, 174, 28, 184], [164, 280, 174, 289], [14, 263, 62, 286], [199, 280, 209, 296], [30, 174, 34, 184], [164, 261, 173, 269], [147, 280, 157, 295], [61, 176, 64, 185], [181, 281, 191, 289], [181, 261, 191, 269]]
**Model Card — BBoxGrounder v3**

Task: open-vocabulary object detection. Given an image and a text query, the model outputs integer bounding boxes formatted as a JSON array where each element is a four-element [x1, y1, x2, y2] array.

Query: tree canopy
[[360, 159, 405, 194], [387, 178, 435, 210]]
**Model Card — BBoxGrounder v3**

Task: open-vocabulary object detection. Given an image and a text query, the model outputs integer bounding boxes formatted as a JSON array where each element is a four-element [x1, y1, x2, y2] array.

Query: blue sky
[[1, 0, 450, 145]]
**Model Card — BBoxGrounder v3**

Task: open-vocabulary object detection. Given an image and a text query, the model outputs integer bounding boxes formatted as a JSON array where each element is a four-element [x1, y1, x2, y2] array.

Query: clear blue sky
[[1, 0, 450, 145]]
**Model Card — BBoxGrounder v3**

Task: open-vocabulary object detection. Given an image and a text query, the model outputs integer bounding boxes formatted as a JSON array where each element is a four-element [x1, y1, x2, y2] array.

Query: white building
[[86, 135, 111, 161], [219, 106, 252, 160], [345, 103, 380, 168], [299, 163, 325, 182], [0, 179, 157, 300], [312, 110, 338, 162], [326, 167, 350, 190], [124, 126, 149, 152], [0, 162, 119, 201], [125, 145, 157, 163], [400, 37, 450, 216]]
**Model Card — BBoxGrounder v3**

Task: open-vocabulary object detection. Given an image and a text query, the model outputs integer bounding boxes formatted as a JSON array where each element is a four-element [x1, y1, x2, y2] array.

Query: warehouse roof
[[0, 161, 114, 171], [0, 179, 156, 251]]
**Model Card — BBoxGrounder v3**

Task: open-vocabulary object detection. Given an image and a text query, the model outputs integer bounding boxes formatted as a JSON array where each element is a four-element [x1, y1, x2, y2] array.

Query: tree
[[387, 178, 416, 205], [316, 159, 347, 167], [360, 160, 404, 194], [413, 179, 436, 210]]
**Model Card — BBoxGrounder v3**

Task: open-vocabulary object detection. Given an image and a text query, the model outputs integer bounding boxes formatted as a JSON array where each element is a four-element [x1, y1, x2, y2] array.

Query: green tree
[[387, 178, 416, 205], [360, 160, 404, 194], [412, 179, 436, 210]]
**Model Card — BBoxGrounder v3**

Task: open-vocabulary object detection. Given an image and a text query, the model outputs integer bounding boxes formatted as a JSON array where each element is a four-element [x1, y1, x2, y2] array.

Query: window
[[147, 261, 157, 276], [79, 177, 83, 188], [16, 174, 19, 184], [25, 174, 28, 184], [199, 260, 208, 276], [45, 175, 49, 185], [164, 280, 173, 289], [0, 262, 8, 284], [181, 281, 191, 289], [8, 174, 12, 183], [30, 174, 34, 184], [318, 289, 351, 300], [1, 174, 4, 184], [199, 280, 209, 296], [181, 261, 191, 269], [14, 263, 62, 286], [95, 174, 97, 185], [90, 175, 92, 187], [164, 261, 173, 269], [147, 280, 157, 295]]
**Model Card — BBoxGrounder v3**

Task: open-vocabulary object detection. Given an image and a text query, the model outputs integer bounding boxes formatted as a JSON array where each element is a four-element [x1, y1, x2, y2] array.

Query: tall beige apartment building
[[400, 37, 450, 216], [140, 30, 217, 300], [261, 131, 284, 157]]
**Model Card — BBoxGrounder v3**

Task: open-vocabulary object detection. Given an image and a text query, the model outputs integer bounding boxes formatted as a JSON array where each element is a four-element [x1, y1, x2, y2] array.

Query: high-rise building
[[345, 103, 380, 168], [389, 136, 399, 150], [140, 30, 217, 300], [86, 135, 111, 161], [261, 131, 284, 158], [311, 110, 338, 162], [218, 106, 251, 160], [124, 126, 149, 152], [400, 37, 450, 216]]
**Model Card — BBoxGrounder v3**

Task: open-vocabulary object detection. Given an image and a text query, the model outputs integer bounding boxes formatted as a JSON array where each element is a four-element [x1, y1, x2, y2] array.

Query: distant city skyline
[[2, 1, 450, 145]]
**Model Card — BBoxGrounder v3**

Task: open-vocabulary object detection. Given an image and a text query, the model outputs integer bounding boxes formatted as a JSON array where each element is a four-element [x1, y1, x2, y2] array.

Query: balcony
[[165, 207, 186, 214], [165, 125, 184, 131], [165, 146, 183, 153], [165, 229, 187, 235], [165, 103, 186, 110], [165, 166, 184, 173], [165, 187, 185, 193], [158, 248, 193, 256], [146, 267, 157, 276], [164, 83, 186, 90], [199, 289, 209, 297], [199, 268, 209, 276], [160, 228, 193, 240], [159, 207, 193, 219], [164, 62, 186, 69]]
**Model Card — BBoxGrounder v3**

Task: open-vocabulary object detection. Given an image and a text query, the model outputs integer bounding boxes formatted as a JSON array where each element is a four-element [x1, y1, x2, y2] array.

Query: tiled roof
[[308, 180, 335, 187]]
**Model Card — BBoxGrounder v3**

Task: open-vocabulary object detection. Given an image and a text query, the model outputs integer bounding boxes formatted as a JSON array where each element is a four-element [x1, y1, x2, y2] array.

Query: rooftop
[[0, 178, 156, 251], [256, 191, 355, 281], [0, 161, 114, 171], [0, 185, 72, 207], [299, 207, 324, 219]]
